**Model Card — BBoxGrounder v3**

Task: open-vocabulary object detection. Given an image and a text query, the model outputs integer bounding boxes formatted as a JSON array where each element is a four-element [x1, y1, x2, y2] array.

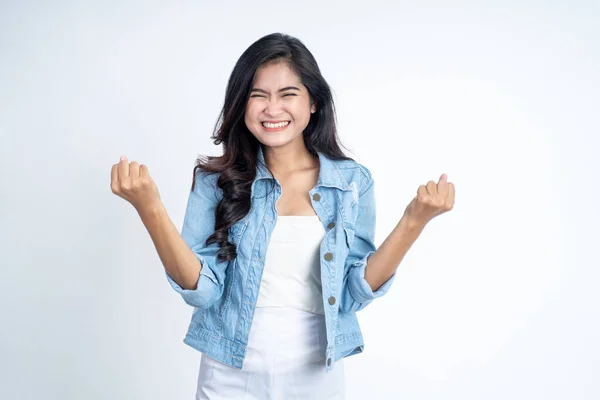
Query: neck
[[264, 144, 318, 174]]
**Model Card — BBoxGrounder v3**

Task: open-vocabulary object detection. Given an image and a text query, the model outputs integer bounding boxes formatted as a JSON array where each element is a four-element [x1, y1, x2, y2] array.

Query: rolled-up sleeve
[[340, 173, 397, 313], [165, 171, 228, 310]]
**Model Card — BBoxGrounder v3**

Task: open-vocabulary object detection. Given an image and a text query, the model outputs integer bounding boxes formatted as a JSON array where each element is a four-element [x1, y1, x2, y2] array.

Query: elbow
[[339, 295, 373, 313], [180, 284, 223, 310], [340, 266, 375, 313], [165, 267, 224, 310], [340, 255, 397, 313]]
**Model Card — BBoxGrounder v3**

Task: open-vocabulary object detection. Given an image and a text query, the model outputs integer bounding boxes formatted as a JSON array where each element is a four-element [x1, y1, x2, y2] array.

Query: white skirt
[[195, 307, 345, 399]]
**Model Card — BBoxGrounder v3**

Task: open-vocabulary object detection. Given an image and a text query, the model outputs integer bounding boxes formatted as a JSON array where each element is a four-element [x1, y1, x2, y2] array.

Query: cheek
[[292, 98, 312, 116], [245, 104, 258, 123], [293, 104, 311, 120]]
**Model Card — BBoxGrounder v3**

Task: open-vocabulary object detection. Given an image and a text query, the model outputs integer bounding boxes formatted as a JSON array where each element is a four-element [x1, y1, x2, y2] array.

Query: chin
[[253, 129, 288, 141], [260, 137, 290, 148]]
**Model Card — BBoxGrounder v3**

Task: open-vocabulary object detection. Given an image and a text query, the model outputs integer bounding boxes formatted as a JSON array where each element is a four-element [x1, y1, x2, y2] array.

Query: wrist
[[136, 201, 166, 221]]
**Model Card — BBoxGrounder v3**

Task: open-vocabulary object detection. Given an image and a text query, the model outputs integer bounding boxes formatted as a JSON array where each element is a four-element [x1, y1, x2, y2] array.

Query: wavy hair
[[192, 32, 355, 262]]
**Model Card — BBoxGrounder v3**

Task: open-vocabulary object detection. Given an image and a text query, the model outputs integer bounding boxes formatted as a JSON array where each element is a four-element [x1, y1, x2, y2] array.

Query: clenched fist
[[403, 173, 455, 227], [110, 156, 162, 213]]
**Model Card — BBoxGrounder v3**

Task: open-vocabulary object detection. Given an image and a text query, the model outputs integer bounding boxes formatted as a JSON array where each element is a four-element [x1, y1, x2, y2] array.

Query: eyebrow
[[250, 86, 301, 94]]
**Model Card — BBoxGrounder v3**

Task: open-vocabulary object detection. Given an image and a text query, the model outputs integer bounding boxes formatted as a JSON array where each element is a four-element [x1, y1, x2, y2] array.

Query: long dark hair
[[193, 32, 354, 262]]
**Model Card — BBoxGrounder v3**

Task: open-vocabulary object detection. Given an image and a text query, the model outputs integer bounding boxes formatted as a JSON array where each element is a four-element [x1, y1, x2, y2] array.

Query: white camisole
[[256, 215, 326, 315], [195, 215, 346, 399]]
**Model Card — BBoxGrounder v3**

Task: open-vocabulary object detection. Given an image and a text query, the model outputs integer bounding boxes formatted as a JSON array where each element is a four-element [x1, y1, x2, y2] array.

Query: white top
[[256, 215, 326, 315]]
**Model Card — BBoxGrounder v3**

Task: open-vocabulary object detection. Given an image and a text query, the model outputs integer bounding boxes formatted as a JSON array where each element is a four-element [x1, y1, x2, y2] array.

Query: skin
[[241, 61, 456, 292], [244, 60, 320, 216], [365, 174, 455, 292], [110, 61, 456, 293]]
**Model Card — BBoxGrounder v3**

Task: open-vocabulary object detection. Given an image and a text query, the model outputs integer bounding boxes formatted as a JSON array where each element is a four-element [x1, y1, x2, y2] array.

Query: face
[[244, 61, 316, 149]]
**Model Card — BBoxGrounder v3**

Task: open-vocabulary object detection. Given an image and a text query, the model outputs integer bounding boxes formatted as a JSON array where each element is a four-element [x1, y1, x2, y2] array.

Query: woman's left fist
[[403, 173, 455, 227]]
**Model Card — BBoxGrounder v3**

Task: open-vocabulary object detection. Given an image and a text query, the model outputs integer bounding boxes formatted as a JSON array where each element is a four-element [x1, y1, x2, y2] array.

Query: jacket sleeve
[[340, 173, 397, 313], [165, 171, 228, 310]]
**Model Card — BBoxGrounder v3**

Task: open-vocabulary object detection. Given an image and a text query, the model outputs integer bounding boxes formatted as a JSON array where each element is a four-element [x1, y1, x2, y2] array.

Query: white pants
[[195, 307, 345, 399]]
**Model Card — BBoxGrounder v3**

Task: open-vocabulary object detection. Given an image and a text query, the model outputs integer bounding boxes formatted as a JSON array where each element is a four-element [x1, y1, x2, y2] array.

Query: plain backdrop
[[1, 1, 598, 399]]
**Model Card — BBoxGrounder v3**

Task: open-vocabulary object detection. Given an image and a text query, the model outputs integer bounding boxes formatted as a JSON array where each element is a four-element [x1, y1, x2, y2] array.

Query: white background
[[1, 1, 598, 399]]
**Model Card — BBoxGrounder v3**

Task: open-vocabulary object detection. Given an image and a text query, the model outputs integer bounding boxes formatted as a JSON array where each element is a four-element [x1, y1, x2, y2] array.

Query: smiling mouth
[[262, 121, 290, 129]]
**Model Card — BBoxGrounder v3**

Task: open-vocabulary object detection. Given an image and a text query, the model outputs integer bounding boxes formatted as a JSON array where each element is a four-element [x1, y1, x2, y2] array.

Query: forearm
[[137, 204, 202, 290], [364, 215, 426, 292]]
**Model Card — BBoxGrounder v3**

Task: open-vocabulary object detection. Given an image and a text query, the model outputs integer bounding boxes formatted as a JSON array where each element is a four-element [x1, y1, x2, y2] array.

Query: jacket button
[[326, 357, 332, 366], [312, 193, 321, 201], [327, 222, 335, 229], [324, 252, 333, 261], [328, 296, 336, 305]]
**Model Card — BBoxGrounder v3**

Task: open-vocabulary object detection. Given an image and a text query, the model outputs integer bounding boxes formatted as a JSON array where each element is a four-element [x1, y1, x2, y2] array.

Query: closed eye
[[250, 93, 297, 98]]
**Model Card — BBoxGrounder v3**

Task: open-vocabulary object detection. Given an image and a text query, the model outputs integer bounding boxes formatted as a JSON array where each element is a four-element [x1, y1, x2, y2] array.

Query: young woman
[[111, 32, 455, 399]]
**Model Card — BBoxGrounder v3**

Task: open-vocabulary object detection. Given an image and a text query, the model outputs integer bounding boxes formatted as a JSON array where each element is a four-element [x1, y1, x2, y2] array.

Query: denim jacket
[[166, 145, 397, 372]]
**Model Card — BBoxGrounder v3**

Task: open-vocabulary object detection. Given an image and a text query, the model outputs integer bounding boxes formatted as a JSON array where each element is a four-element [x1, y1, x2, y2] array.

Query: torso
[[274, 165, 320, 217]]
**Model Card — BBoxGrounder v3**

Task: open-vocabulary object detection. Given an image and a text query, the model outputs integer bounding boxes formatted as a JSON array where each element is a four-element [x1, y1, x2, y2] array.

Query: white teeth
[[262, 121, 289, 128]]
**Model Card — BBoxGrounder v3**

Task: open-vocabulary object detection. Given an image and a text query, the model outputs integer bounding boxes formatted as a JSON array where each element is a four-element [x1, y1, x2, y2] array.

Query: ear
[[310, 100, 317, 113]]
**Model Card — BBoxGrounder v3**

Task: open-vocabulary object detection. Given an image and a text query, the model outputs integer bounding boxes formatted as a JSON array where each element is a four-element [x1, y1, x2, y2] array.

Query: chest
[[274, 168, 319, 216], [230, 169, 360, 249]]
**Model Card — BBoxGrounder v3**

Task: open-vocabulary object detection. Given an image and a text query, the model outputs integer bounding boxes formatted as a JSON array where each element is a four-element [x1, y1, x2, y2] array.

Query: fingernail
[[120, 156, 126, 161]]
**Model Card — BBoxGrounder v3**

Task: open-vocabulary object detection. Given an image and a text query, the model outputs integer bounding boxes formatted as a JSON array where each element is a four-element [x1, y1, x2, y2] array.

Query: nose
[[264, 98, 283, 117]]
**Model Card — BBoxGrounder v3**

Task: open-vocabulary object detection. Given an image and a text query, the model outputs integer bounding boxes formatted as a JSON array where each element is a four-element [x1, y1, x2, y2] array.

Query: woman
[[110, 32, 455, 399]]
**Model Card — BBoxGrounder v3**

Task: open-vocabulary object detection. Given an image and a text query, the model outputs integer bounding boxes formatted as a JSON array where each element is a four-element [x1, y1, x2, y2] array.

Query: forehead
[[253, 61, 303, 89]]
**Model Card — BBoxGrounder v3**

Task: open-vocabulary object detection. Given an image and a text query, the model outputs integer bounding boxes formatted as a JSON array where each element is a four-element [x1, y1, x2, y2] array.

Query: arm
[[340, 174, 398, 313], [339, 172, 427, 313], [340, 169, 455, 313], [141, 171, 228, 310], [363, 214, 425, 292], [139, 204, 202, 291]]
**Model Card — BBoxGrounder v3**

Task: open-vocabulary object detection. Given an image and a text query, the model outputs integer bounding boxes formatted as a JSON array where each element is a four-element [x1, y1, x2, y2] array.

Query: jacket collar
[[254, 144, 352, 191]]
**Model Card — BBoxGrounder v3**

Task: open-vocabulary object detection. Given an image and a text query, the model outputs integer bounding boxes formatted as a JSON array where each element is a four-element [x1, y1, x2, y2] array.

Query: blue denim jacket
[[166, 145, 397, 372]]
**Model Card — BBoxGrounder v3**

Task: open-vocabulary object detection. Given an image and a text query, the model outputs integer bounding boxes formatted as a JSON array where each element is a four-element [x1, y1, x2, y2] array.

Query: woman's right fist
[[111, 156, 162, 212]]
